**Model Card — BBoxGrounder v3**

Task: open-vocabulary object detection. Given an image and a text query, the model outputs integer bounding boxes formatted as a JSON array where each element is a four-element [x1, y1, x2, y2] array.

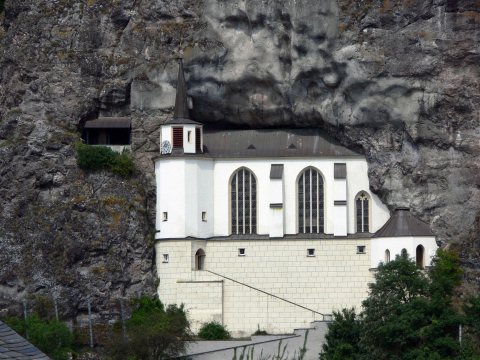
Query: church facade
[[154, 63, 438, 336]]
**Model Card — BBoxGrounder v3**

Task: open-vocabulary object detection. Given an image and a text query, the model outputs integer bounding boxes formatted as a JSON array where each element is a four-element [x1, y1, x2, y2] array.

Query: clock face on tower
[[161, 140, 172, 154]]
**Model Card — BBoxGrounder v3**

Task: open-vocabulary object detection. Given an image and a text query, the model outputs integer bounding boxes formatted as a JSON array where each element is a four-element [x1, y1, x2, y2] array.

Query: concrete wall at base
[[156, 238, 373, 336]]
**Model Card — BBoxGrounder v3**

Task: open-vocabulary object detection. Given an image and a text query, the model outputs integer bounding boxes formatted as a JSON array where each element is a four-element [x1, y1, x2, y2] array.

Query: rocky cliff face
[[0, 0, 479, 316]]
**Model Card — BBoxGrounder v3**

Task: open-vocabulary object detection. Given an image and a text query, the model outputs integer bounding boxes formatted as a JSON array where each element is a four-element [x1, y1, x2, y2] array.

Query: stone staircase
[[177, 320, 330, 360]]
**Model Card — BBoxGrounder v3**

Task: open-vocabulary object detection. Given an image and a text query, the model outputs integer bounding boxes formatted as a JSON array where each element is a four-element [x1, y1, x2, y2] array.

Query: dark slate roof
[[270, 164, 284, 179], [84, 117, 131, 129], [0, 320, 50, 359], [373, 208, 435, 238], [202, 129, 360, 158]]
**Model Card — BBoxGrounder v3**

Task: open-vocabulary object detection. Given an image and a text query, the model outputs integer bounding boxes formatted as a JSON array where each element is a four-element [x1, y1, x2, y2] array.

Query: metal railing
[[205, 269, 326, 320]]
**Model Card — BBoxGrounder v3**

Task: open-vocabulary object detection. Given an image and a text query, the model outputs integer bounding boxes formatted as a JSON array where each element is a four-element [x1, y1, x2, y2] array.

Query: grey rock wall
[[0, 0, 479, 317]]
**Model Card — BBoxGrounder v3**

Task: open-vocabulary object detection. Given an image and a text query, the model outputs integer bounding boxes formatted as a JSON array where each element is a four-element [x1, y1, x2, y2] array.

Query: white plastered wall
[[156, 238, 373, 336], [269, 178, 284, 237], [370, 236, 438, 268], [183, 124, 197, 154], [212, 158, 390, 237], [155, 159, 186, 238], [155, 158, 214, 239]]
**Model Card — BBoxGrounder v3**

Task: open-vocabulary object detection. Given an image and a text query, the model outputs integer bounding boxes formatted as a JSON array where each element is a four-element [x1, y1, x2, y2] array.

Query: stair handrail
[[204, 269, 325, 319]]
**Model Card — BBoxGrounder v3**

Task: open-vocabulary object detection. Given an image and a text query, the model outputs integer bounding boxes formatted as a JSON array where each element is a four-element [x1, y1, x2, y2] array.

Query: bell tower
[[160, 59, 203, 155]]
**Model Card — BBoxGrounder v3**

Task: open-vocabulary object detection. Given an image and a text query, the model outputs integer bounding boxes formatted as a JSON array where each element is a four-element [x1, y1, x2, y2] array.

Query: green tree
[[320, 308, 361, 360], [107, 296, 192, 360], [320, 250, 479, 360]]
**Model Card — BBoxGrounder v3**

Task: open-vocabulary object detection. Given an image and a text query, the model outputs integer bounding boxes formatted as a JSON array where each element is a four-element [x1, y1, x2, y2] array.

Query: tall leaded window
[[231, 168, 257, 234], [298, 167, 324, 233], [356, 192, 370, 233]]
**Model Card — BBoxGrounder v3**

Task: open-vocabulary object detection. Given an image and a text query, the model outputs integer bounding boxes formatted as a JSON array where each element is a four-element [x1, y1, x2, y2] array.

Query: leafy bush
[[198, 321, 231, 340], [106, 296, 192, 360], [76, 143, 134, 177], [4, 315, 74, 360]]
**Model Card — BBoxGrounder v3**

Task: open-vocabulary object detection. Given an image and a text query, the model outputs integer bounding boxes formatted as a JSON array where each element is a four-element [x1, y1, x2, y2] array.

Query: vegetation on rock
[[320, 250, 480, 360], [76, 143, 135, 177]]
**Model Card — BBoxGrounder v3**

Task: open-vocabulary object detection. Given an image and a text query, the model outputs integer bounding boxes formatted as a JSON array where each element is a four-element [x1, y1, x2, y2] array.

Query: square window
[[307, 248, 315, 257], [162, 254, 169, 263], [162, 212, 168, 221], [357, 245, 366, 254], [202, 211, 207, 222], [238, 248, 246, 256]]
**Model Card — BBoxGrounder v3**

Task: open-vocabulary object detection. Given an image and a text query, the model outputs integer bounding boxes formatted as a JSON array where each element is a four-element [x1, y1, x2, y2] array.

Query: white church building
[[154, 63, 438, 336]]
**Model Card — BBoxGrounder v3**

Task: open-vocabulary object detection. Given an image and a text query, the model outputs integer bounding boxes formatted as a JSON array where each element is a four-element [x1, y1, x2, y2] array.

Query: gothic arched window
[[231, 168, 257, 234], [356, 192, 370, 233], [297, 167, 324, 233]]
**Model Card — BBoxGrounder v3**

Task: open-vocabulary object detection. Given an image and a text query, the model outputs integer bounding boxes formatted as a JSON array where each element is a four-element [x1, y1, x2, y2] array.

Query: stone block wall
[[156, 238, 374, 335]]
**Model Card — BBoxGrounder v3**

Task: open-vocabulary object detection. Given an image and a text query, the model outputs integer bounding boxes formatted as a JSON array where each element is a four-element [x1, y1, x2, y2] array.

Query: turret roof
[[373, 207, 435, 238]]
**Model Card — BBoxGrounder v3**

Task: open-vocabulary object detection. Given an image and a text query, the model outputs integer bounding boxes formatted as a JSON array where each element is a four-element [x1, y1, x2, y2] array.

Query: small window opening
[[238, 248, 246, 256], [195, 249, 206, 270], [162, 254, 169, 263], [187, 131, 192, 143], [357, 245, 366, 254], [416, 245, 424, 269], [307, 248, 315, 257], [202, 211, 207, 222], [385, 249, 390, 263], [162, 212, 168, 221], [401, 248, 408, 257]]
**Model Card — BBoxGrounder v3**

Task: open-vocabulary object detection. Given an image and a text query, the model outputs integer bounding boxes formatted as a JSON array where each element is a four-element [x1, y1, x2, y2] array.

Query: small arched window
[[385, 249, 390, 263], [401, 248, 408, 257], [416, 245, 424, 269], [231, 168, 257, 234], [297, 167, 324, 233], [355, 192, 370, 233], [195, 249, 206, 270]]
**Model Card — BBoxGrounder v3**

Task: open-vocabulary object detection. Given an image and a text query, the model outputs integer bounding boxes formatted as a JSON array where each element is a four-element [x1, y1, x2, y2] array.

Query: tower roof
[[165, 59, 200, 125], [373, 207, 435, 238]]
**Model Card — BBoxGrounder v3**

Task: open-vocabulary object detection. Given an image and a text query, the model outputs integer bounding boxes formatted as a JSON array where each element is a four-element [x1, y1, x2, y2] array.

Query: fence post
[[87, 299, 94, 348], [53, 297, 59, 322], [22, 299, 28, 339], [459, 324, 463, 345], [119, 298, 127, 340]]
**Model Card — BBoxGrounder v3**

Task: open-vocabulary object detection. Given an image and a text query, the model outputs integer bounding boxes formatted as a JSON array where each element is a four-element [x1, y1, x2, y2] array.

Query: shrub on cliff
[[76, 143, 134, 177]]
